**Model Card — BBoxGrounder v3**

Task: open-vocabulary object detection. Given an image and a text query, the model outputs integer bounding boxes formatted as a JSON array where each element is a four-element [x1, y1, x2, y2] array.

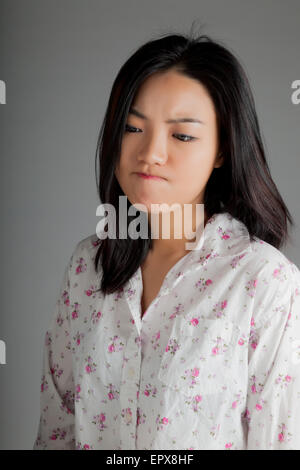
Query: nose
[[136, 130, 168, 165]]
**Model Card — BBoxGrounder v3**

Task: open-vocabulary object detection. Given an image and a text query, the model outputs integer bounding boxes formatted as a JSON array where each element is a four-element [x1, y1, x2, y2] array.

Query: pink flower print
[[232, 401, 237, 409], [83, 444, 90, 450], [92, 413, 107, 431], [230, 253, 246, 269], [218, 226, 231, 240], [62, 290, 70, 306], [162, 417, 169, 425], [192, 367, 199, 377], [124, 408, 132, 425], [277, 423, 290, 444], [50, 364, 63, 379], [85, 356, 97, 374], [238, 338, 244, 346], [41, 377, 48, 393], [255, 403, 262, 411], [245, 279, 258, 297], [50, 428, 66, 441], [191, 318, 199, 326], [143, 384, 157, 398], [45, 332, 51, 346], [285, 375, 291, 382], [213, 299, 228, 318], [165, 338, 180, 355], [75, 257, 87, 274], [195, 277, 214, 292], [76, 385, 81, 394], [56, 314, 64, 327], [107, 335, 125, 353], [169, 303, 184, 320], [105, 385, 119, 402], [85, 289, 93, 296], [75, 331, 84, 346], [156, 331, 160, 340], [251, 384, 257, 394], [250, 341, 257, 350], [91, 310, 102, 324], [195, 394, 202, 403], [71, 303, 80, 320], [273, 268, 280, 278], [212, 346, 219, 355], [225, 442, 233, 449], [250, 317, 255, 326]]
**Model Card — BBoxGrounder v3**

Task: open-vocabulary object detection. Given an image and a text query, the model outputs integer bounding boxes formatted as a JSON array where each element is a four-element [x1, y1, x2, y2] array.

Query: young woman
[[33, 30, 300, 450]]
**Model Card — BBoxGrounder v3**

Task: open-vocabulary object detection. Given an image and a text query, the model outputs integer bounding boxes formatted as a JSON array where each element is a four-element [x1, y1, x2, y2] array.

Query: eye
[[124, 124, 196, 142], [125, 124, 141, 133], [174, 133, 196, 142]]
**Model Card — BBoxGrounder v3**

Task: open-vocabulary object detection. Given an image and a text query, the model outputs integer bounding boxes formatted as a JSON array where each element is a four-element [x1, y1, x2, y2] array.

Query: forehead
[[132, 69, 216, 119]]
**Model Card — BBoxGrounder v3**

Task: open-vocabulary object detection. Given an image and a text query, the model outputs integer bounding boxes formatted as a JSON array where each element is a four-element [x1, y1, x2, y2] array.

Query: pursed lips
[[135, 172, 166, 180]]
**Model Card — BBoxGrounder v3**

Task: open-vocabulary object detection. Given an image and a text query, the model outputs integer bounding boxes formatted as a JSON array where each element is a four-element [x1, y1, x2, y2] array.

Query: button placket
[[119, 331, 142, 449]]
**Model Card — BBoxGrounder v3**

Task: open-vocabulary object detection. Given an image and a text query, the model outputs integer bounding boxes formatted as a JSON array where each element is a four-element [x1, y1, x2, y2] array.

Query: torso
[[140, 251, 188, 318]]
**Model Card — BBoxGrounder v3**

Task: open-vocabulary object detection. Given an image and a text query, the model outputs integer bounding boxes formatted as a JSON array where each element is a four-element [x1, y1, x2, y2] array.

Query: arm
[[33, 247, 77, 450], [245, 262, 300, 450]]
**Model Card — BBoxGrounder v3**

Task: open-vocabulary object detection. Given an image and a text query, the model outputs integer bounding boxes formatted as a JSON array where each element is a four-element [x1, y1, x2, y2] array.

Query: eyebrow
[[128, 107, 205, 124]]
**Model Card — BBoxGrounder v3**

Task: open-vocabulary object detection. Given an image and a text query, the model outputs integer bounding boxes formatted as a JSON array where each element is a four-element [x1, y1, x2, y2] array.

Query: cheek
[[176, 154, 213, 183], [114, 156, 126, 180]]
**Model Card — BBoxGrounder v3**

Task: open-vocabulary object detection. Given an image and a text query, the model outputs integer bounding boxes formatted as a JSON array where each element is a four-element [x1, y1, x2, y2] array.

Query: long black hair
[[94, 28, 294, 295]]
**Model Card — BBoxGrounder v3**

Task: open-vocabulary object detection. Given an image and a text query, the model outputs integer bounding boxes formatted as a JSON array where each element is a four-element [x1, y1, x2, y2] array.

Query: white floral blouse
[[33, 212, 300, 450]]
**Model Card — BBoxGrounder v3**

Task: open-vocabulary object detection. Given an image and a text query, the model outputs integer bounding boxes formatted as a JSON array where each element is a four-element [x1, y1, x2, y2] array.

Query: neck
[[148, 205, 207, 259]]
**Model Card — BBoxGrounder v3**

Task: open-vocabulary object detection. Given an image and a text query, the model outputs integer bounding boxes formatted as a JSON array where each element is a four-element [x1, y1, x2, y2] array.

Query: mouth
[[135, 172, 166, 181]]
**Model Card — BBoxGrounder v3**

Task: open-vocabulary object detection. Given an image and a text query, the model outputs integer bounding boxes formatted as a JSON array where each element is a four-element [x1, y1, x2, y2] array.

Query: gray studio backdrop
[[0, 0, 299, 450]]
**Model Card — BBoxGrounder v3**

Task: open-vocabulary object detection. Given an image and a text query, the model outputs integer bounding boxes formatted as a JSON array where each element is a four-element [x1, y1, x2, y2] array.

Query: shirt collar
[[129, 211, 252, 293], [189, 210, 252, 260]]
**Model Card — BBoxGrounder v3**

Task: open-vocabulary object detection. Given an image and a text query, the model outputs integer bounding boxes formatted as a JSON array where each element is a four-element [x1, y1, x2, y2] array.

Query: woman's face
[[115, 69, 223, 215]]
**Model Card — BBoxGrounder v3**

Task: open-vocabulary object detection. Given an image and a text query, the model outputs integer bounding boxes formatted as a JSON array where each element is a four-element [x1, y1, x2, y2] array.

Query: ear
[[214, 152, 224, 169]]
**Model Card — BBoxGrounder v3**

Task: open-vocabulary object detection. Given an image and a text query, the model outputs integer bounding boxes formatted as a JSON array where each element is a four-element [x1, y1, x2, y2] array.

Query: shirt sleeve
[[245, 261, 300, 450], [33, 247, 77, 450]]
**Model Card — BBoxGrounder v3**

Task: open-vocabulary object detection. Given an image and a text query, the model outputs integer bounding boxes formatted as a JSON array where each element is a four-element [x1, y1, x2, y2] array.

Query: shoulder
[[67, 233, 103, 282], [248, 236, 300, 282], [246, 236, 300, 325], [72, 233, 102, 260]]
